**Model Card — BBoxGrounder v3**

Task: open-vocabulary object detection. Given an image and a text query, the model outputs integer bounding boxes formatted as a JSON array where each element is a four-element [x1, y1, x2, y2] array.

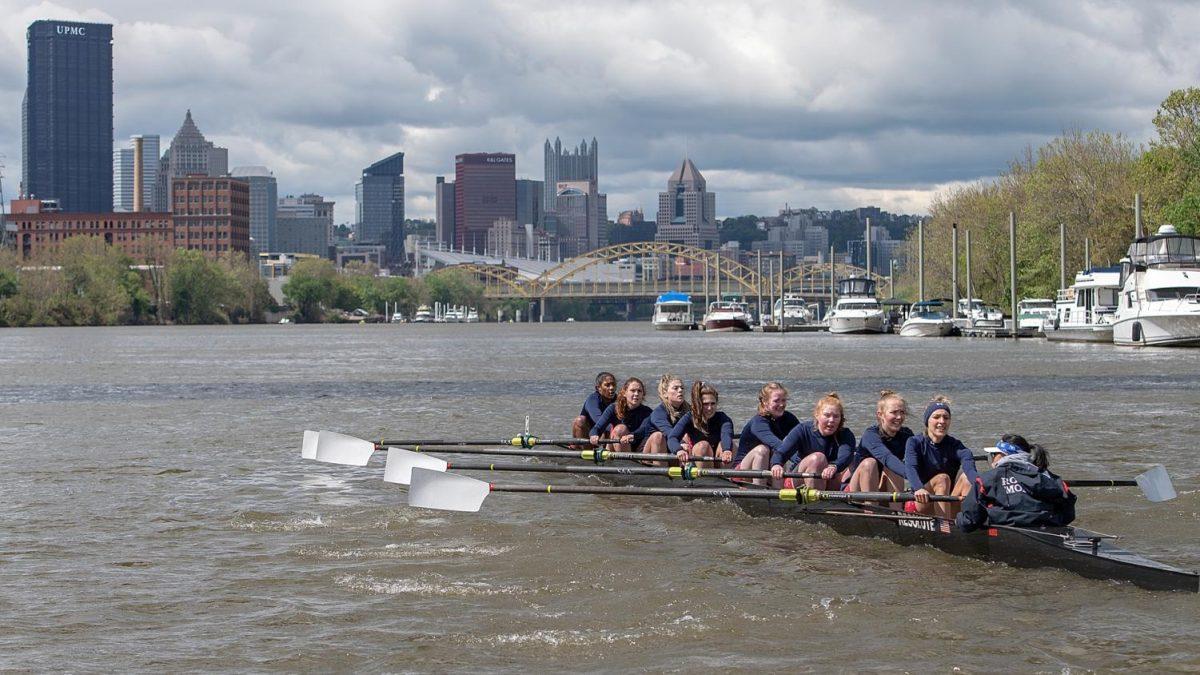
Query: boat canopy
[[656, 291, 691, 304], [1125, 225, 1200, 267], [837, 277, 876, 297]]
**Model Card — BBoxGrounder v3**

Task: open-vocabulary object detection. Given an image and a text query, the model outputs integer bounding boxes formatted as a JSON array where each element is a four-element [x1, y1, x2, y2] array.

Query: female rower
[[846, 390, 913, 504], [736, 382, 800, 486], [957, 436, 1076, 531], [641, 374, 696, 464], [588, 377, 652, 454], [903, 395, 978, 519], [573, 371, 617, 445], [667, 381, 735, 468], [770, 392, 856, 490]]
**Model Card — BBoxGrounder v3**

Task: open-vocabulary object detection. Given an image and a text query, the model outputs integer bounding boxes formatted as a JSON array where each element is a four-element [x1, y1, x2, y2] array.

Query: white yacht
[[412, 305, 434, 323], [652, 292, 695, 330], [772, 293, 814, 328], [1044, 268, 1120, 342], [899, 299, 954, 337], [702, 300, 753, 332], [465, 308, 480, 323], [1016, 298, 1055, 336], [442, 306, 465, 323], [827, 278, 885, 334], [1113, 224, 1200, 347], [957, 298, 1005, 328]]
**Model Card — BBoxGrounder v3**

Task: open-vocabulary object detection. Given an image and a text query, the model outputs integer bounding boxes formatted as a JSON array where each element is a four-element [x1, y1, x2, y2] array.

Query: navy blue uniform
[[639, 403, 686, 443], [667, 411, 735, 453], [903, 433, 979, 489], [590, 402, 653, 445], [736, 411, 801, 464], [771, 420, 856, 471], [579, 391, 615, 429], [856, 425, 913, 476], [957, 455, 1077, 531]]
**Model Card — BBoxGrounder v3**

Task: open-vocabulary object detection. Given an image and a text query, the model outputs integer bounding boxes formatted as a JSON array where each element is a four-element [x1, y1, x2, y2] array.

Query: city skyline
[[2, 2, 1199, 222]]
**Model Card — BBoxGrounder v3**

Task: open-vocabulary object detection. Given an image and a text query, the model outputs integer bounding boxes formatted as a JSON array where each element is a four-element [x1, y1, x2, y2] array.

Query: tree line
[[281, 258, 487, 322], [899, 88, 1200, 304]]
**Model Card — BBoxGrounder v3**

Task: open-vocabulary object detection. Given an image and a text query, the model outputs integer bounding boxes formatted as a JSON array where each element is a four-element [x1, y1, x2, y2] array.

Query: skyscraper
[[230, 166, 277, 255], [435, 176, 456, 247], [157, 111, 229, 209], [655, 158, 718, 249], [22, 20, 114, 212], [515, 178, 542, 228], [113, 134, 161, 212], [542, 138, 597, 213], [454, 153, 515, 252], [355, 152, 405, 266]]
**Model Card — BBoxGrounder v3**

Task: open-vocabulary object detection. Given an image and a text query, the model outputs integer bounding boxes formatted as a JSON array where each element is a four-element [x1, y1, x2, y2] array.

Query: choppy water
[[1, 323, 1198, 671]]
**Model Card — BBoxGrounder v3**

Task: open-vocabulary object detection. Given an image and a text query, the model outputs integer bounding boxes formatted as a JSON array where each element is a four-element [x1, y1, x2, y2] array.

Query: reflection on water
[[0, 323, 1198, 671]]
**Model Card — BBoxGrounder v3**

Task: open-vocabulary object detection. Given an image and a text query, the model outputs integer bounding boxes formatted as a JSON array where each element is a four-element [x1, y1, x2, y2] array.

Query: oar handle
[[380, 438, 619, 447], [1064, 479, 1137, 487], [485, 483, 960, 504], [442, 459, 821, 480]]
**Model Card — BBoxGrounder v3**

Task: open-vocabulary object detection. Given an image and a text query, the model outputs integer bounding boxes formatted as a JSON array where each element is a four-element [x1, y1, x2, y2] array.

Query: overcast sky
[[2, 1, 1198, 222]]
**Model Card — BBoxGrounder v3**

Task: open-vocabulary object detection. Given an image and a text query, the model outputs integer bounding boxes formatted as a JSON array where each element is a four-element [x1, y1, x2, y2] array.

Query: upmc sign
[[56, 25, 87, 36]]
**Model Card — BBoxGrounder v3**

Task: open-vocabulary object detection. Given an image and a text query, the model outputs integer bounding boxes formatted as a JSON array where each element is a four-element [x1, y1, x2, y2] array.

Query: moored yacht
[[827, 278, 885, 334], [1044, 268, 1120, 343], [957, 298, 1005, 328], [899, 299, 954, 337], [652, 292, 695, 330], [412, 305, 434, 323], [702, 300, 753, 332], [1016, 298, 1055, 336], [772, 293, 814, 328], [1113, 224, 1200, 347]]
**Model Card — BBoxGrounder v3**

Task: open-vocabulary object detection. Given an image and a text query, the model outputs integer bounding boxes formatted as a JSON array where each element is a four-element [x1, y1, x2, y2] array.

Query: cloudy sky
[[2, 1, 1198, 222]]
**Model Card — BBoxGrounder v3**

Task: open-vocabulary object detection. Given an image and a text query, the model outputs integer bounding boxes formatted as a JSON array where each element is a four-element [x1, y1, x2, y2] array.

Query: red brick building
[[9, 198, 173, 261], [170, 175, 250, 256]]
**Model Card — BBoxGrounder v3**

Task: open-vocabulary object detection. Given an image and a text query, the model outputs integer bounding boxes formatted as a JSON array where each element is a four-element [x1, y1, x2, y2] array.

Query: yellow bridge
[[440, 241, 890, 301]]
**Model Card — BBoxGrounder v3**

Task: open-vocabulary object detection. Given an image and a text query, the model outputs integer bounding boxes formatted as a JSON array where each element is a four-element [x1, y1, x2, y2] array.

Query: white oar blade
[[301, 430, 319, 460], [408, 467, 490, 512], [314, 431, 376, 466], [1136, 464, 1176, 503], [384, 448, 447, 485]]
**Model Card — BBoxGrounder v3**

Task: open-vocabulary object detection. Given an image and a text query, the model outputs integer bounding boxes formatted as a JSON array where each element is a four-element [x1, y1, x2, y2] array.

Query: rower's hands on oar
[[589, 434, 600, 446], [821, 465, 837, 480], [719, 449, 733, 464], [914, 488, 931, 503], [620, 433, 635, 445], [770, 464, 784, 480], [676, 450, 690, 464]]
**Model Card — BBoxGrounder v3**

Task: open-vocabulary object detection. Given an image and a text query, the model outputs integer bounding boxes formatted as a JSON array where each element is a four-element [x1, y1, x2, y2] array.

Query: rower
[[736, 382, 800, 486], [903, 396, 978, 518], [573, 371, 616, 446], [958, 436, 1076, 531], [641, 374, 694, 465], [667, 381, 735, 469], [588, 377, 653, 454], [769, 392, 856, 490], [846, 389, 913, 506]]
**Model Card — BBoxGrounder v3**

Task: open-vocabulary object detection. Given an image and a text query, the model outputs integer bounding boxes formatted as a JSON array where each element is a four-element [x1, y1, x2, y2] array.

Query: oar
[[303, 430, 619, 466], [381, 447, 818, 485], [1067, 465, 1176, 502], [406, 467, 960, 513]]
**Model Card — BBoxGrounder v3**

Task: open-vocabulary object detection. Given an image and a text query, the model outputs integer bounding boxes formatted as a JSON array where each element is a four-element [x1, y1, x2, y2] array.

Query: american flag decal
[[939, 521, 951, 534]]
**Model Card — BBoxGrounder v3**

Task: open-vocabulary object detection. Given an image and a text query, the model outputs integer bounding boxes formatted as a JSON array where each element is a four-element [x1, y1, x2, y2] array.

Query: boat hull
[[828, 315, 885, 334], [653, 322, 693, 331], [1113, 313, 1200, 347], [1044, 325, 1113, 343], [899, 320, 954, 337], [704, 319, 751, 332]]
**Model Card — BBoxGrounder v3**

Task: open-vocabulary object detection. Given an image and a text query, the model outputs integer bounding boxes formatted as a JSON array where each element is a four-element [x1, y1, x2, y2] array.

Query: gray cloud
[[1, 0, 1197, 220]]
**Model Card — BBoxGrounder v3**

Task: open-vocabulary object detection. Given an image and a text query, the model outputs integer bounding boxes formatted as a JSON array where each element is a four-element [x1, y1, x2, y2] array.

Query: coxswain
[[957, 435, 1076, 531], [735, 382, 800, 486], [770, 392, 856, 490], [903, 395, 978, 518], [667, 381, 735, 468], [846, 390, 913, 507], [588, 377, 652, 454], [573, 372, 617, 446], [641, 374, 694, 465]]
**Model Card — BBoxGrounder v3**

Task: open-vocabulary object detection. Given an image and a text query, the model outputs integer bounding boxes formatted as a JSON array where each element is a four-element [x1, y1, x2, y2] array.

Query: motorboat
[[465, 308, 480, 323], [1016, 298, 1054, 336], [957, 298, 1005, 328], [1113, 224, 1200, 347], [827, 278, 885, 334], [390, 312, 405, 323], [1044, 268, 1120, 342], [443, 306, 465, 323], [899, 299, 954, 337], [412, 305, 434, 323], [702, 300, 753, 332], [652, 292, 695, 330], [772, 293, 814, 329]]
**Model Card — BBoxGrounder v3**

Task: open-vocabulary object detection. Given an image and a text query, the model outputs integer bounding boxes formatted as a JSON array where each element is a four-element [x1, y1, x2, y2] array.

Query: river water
[[1, 323, 1198, 671]]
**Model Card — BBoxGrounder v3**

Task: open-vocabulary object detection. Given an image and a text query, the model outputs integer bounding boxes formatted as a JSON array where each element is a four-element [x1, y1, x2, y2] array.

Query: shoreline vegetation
[[3, 89, 1198, 328]]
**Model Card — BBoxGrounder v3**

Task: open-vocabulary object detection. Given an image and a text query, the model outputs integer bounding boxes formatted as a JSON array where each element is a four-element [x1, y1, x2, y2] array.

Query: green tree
[[719, 215, 765, 248], [220, 256, 273, 323], [424, 268, 483, 308], [282, 258, 338, 322], [169, 249, 236, 324]]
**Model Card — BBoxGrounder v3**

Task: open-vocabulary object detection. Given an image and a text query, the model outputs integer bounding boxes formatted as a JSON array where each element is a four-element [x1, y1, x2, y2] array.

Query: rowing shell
[[555, 457, 1200, 593]]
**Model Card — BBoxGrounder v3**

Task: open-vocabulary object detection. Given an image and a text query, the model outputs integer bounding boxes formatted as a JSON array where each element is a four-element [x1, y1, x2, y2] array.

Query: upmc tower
[[454, 153, 515, 252], [22, 20, 114, 213]]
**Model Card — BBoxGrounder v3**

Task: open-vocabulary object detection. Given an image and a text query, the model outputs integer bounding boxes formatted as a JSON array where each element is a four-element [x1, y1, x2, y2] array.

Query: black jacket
[[957, 455, 1076, 532]]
